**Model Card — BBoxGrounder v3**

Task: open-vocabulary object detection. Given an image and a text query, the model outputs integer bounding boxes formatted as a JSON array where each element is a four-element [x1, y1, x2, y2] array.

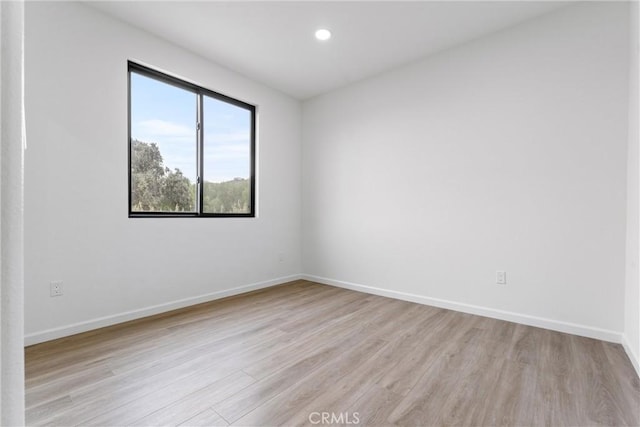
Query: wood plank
[[213, 330, 379, 423], [83, 369, 247, 426], [133, 371, 254, 426], [480, 359, 539, 426], [231, 338, 388, 426], [178, 409, 228, 427], [277, 328, 419, 426], [348, 384, 404, 426]]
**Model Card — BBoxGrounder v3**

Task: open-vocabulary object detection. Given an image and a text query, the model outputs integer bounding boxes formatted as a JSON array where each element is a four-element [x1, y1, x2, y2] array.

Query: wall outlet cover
[[50, 281, 63, 297], [496, 271, 507, 285]]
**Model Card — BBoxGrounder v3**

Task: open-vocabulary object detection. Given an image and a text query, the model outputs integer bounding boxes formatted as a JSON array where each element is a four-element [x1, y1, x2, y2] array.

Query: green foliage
[[131, 140, 164, 176], [131, 140, 194, 212], [203, 178, 250, 214], [131, 139, 250, 214], [131, 170, 163, 211], [162, 168, 193, 211]]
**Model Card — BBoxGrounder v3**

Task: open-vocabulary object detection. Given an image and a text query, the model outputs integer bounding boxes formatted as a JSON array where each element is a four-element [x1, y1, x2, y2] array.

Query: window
[[128, 62, 256, 217]]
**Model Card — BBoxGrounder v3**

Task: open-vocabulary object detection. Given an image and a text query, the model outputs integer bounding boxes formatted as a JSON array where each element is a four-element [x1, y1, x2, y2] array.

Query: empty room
[[0, 0, 639, 425]]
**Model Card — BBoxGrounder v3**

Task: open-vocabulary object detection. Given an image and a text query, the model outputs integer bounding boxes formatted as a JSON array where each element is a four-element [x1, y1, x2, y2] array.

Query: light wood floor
[[25, 280, 639, 426]]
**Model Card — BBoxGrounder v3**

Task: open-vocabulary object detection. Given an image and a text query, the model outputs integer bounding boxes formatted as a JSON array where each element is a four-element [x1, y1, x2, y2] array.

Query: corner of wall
[[625, 0, 640, 379]]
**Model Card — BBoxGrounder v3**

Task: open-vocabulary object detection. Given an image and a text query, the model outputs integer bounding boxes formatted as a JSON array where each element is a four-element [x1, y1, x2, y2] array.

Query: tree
[[162, 168, 193, 211], [130, 140, 194, 211], [131, 140, 164, 175], [203, 177, 250, 214]]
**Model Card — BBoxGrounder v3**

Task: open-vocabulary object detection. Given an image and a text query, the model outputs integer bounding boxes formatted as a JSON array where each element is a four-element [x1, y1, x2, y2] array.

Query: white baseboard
[[622, 334, 640, 378], [24, 274, 303, 346], [26, 272, 630, 354], [302, 274, 624, 344]]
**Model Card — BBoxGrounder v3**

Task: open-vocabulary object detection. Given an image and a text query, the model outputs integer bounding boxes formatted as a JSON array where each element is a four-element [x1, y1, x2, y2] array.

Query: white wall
[[303, 2, 630, 340], [24, 2, 302, 343], [1, 1, 25, 423], [625, 0, 640, 373]]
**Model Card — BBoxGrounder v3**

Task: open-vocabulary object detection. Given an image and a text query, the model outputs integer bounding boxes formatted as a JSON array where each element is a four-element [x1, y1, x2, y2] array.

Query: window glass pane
[[202, 96, 252, 214], [130, 72, 197, 212]]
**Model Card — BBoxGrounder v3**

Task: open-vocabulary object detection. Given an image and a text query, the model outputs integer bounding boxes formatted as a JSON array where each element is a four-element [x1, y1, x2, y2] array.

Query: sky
[[130, 72, 251, 183]]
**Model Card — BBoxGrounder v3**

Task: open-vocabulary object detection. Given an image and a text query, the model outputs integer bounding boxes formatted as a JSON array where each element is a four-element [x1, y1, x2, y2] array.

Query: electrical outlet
[[278, 252, 285, 262], [50, 281, 63, 297], [496, 271, 507, 285]]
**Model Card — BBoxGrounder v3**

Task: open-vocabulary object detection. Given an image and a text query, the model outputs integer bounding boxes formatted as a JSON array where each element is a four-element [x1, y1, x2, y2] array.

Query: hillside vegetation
[[131, 140, 249, 213]]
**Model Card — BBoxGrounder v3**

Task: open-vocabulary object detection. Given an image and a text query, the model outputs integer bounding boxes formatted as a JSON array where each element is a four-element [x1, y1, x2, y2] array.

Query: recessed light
[[315, 28, 332, 41]]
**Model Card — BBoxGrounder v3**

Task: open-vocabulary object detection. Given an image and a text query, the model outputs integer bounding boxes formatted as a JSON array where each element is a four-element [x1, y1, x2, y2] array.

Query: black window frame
[[127, 61, 256, 218]]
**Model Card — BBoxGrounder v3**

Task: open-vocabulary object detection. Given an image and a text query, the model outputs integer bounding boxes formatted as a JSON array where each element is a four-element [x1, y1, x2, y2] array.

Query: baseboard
[[26, 272, 627, 349], [24, 274, 303, 346], [302, 274, 623, 344], [622, 334, 640, 378]]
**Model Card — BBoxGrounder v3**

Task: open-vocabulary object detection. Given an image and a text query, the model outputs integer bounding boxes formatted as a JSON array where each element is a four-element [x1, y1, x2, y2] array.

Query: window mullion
[[197, 93, 204, 215]]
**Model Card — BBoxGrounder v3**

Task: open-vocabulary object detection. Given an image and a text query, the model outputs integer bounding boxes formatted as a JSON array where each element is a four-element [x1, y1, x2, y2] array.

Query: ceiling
[[88, 1, 569, 100]]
